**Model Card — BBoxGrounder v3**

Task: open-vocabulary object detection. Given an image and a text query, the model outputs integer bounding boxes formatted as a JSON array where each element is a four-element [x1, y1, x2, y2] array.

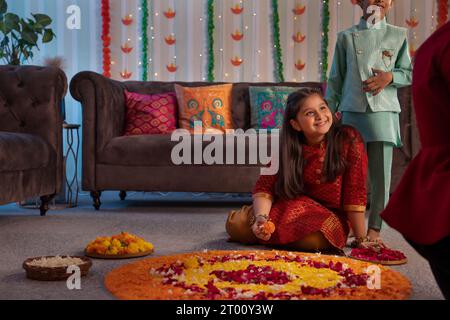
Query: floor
[[0, 191, 444, 300]]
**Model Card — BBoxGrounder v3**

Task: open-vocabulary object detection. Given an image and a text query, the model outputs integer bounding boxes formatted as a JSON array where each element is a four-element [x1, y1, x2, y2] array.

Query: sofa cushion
[[249, 86, 299, 130], [175, 84, 233, 132], [123, 91, 178, 136], [0, 132, 53, 171], [231, 82, 324, 130]]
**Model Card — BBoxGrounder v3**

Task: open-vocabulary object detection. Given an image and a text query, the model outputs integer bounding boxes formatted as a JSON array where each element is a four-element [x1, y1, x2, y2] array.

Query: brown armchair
[[0, 65, 67, 215]]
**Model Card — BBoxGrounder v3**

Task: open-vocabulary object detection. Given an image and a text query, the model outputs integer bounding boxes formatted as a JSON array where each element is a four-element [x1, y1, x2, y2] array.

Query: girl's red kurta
[[253, 126, 368, 249]]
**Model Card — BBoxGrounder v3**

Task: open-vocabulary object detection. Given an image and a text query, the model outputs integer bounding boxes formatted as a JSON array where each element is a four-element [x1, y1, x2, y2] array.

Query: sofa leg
[[119, 191, 127, 201], [91, 191, 102, 210], [40, 195, 54, 216]]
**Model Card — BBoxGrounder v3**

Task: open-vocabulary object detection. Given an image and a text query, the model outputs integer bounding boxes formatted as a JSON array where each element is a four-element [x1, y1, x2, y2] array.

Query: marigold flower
[[86, 232, 154, 256]]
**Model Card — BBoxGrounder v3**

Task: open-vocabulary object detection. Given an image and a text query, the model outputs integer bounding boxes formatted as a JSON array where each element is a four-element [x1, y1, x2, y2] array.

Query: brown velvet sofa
[[70, 71, 417, 210], [0, 65, 67, 215]]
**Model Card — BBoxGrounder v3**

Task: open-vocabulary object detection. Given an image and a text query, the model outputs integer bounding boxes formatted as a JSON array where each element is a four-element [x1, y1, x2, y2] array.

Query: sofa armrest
[[70, 71, 126, 190], [0, 65, 67, 192]]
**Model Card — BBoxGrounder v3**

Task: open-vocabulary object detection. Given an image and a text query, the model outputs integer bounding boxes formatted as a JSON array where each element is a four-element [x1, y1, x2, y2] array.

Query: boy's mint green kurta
[[326, 18, 412, 147]]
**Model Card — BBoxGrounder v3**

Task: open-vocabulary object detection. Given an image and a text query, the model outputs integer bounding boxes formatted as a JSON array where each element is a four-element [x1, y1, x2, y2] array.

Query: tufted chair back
[[0, 65, 67, 144]]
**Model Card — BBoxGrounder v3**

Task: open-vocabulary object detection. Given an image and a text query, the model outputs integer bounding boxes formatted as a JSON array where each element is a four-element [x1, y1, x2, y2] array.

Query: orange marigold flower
[[262, 221, 276, 235]]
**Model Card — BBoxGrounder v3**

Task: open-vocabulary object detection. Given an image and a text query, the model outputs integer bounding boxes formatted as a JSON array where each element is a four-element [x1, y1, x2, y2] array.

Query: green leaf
[[4, 13, 20, 33], [21, 29, 37, 45], [32, 14, 52, 27], [0, 0, 7, 15], [42, 28, 54, 43], [33, 23, 44, 33]]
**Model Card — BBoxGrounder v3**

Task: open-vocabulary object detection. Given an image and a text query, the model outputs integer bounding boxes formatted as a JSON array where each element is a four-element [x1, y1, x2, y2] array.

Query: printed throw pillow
[[123, 91, 178, 136], [174, 84, 233, 133], [249, 86, 300, 130]]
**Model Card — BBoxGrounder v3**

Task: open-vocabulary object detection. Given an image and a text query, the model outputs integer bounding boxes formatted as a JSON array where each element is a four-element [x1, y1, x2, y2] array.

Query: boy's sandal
[[348, 237, 408, 265]]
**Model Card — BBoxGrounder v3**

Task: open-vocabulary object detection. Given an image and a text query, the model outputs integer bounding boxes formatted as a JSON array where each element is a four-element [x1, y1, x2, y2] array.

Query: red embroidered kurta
[[253, 126, 368, 249], [381, 22, 450, 245]]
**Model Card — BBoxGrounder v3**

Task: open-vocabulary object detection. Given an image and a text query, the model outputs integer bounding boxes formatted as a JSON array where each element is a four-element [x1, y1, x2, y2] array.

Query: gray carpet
[[0, 191, 444, 300]]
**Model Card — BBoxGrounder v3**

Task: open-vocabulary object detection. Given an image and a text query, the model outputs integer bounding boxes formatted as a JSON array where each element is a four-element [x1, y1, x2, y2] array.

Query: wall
[[2, 0, 446, 182]]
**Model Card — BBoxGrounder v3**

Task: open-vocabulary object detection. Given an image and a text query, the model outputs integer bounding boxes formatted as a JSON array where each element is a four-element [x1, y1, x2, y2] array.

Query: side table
[[62, 123, 80, 208]]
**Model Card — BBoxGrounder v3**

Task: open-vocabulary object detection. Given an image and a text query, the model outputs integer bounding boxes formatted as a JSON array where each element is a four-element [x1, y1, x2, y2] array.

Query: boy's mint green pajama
[[326, 18, 413, 231]]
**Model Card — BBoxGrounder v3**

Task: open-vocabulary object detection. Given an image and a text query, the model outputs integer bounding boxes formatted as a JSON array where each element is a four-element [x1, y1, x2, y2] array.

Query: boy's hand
[[363, 69, 393, 96]]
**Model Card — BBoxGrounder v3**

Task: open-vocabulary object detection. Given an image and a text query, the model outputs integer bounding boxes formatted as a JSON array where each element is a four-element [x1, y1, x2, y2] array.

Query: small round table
[[63, 123, 80, 208]]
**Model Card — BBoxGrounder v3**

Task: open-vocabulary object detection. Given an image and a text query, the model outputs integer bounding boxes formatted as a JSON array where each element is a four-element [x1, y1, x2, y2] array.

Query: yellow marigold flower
[[111, 239, 121, 248], [127, 243, 140, 254], [108, 247, 119, 255], [86, 233, 154, 256], [144, 243, 153, 250]]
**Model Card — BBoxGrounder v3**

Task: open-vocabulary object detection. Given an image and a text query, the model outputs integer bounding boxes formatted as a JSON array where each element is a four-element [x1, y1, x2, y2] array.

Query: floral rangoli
[[104, 250, 411, 300]]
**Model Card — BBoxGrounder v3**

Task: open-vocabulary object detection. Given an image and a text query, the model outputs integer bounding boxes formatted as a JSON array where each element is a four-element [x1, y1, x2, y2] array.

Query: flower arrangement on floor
[[85, 232, 153, 256], [349, 247, 407, 265], [105, 250, 411, 300]]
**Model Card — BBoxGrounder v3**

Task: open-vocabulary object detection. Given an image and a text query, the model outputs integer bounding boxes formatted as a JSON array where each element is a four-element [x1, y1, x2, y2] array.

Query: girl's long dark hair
[[274, 88, 348, 200]]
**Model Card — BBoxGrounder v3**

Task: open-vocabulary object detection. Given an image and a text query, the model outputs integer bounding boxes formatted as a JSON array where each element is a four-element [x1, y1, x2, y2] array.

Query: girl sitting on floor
[[226, 88, 376, 252]]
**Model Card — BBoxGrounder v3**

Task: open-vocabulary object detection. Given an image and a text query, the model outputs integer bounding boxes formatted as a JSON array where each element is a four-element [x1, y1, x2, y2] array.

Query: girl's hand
[[362, 69, 393, 96], [251, 216, 272, 241]]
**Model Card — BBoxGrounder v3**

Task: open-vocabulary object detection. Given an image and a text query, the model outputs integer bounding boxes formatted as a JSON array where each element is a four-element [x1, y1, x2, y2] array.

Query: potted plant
[[0, 0, 55, 65]]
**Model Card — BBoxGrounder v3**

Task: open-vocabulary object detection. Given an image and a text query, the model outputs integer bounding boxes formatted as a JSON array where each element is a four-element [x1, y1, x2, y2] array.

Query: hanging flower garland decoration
[[164, 34, 176, 45], [295, 59, 306, 71], [122, 14, 133, 26], [120, 43, 133, 54], [231, 29, 244, 41], [230, 3, 244, 68], [231, 56, 243, 67], [164, 7, 176, 19], [321, 0, 330, 82], [231, 3, 244, 15], [293, 32, 306, 43], [293, 3, 306, 75], [437, 0, 449, 29], [141, 0, 149, 81], [405, 17, 419, 28], [101, 0, 111, 78], [293, 3, 306, 15], [120, 12, 134, 80], [406, 16, 419, 58], [271, 0, 284, 82], [207, 0, 215, 82], [163, 7, 177, 73]]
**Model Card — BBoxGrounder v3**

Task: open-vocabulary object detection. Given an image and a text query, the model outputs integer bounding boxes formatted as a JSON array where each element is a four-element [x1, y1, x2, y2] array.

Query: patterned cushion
[[249, 86, 299, 130], [174, 84, 233, 133], [123, 91, 177, 136]]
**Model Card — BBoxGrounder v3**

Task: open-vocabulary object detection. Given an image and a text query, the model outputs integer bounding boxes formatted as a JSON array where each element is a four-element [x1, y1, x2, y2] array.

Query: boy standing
[[326, 0, 412, 244]]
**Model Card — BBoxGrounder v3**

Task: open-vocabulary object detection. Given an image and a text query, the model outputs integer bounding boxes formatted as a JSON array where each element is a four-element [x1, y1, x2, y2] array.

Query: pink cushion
[[123, 91, 178, 135]]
